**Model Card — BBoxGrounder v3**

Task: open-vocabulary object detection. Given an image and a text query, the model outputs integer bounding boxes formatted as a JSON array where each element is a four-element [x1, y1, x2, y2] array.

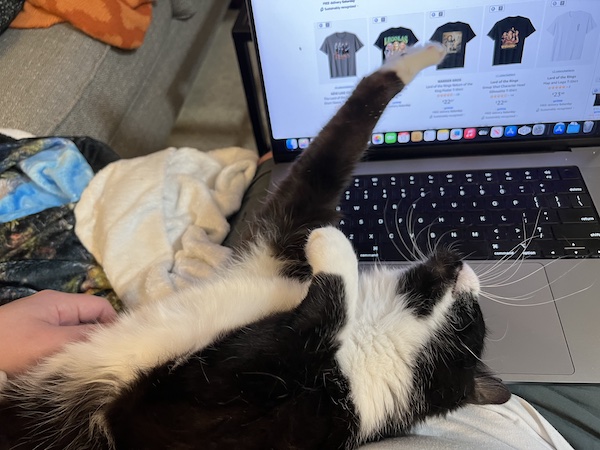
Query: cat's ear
[[467, 363, 511, 405]]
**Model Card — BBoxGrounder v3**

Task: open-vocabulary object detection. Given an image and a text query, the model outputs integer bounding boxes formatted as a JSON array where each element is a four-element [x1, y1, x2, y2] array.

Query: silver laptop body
[[247, 0, 600, 383]]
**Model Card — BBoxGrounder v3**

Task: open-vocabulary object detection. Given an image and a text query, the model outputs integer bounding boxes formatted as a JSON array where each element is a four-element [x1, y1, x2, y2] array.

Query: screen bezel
[[245, 0, 600, 163]]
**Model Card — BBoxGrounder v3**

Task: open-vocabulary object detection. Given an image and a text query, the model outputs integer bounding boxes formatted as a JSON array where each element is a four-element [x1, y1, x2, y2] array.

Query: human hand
[[0, 290, 117, 377]]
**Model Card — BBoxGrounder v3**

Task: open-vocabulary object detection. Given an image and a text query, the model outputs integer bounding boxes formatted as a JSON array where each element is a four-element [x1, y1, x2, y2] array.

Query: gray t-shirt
[[320, 32, 363, 78]]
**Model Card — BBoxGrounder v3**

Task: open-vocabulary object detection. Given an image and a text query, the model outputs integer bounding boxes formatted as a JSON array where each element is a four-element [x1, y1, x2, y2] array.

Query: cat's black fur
[[0, 46, 510, 450], [104, 276, 356, 450], [244, 69, 404, 281]]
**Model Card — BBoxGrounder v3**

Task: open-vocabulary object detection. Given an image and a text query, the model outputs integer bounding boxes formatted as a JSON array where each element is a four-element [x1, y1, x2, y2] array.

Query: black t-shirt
[[374, 27, 418, 62], [430, 21, 476, 69], [488, 16, 536, 65]]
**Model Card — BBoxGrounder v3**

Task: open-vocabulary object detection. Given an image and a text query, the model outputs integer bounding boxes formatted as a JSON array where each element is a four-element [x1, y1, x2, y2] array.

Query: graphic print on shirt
[[430, 22, 476, 69], [547, 11, 597, 61], [373, 27, 418, 62], [488, 16, 536, 65], [320, 32, 364, 78]]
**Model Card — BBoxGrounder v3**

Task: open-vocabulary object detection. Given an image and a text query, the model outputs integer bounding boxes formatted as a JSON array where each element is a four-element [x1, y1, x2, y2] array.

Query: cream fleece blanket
[[75, 146, 257, 308]]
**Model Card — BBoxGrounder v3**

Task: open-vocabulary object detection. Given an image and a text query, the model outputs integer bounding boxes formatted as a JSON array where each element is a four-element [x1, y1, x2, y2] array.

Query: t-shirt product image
[[547, 10, 597, 62], [373, 27, 418, 62], [488, 16, 536, 65], [320, 32, 364, 78], [430, 21, 476, 69]]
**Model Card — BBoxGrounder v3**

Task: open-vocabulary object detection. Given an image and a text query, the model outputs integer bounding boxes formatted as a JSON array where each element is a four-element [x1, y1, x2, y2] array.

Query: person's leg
[[509, 384, 600, 449]]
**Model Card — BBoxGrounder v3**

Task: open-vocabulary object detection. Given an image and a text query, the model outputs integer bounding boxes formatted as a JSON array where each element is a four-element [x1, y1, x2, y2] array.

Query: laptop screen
[[247, 0, 600, 161]]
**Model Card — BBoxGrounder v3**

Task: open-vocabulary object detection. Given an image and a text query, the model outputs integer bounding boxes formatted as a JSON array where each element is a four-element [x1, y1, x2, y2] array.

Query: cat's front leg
[[305, 226, 359, 318], [383, 41, 446, 84]]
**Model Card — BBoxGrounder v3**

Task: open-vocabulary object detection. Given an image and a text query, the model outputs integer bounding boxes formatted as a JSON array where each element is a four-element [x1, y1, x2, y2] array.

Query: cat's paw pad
[[384, 42, 446, 84], [306, 226, 357, 277]]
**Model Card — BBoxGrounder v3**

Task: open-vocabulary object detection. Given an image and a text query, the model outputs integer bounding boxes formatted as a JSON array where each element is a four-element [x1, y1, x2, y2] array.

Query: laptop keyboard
[[336, 166, 600, 261]]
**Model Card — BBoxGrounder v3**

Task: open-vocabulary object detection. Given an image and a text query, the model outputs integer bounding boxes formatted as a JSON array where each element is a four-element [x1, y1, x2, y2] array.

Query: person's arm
[[0, 290, 117, 377]]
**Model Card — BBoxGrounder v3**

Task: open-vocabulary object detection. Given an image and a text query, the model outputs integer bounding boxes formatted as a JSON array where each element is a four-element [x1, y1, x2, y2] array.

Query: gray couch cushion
[[0, 23, 111, 136], [0, 0, 227, 158], [171, 0, 197, 19]]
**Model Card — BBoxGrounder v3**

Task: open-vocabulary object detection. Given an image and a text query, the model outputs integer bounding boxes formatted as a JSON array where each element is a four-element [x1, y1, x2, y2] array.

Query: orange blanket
[[10, 0, 153, 49]]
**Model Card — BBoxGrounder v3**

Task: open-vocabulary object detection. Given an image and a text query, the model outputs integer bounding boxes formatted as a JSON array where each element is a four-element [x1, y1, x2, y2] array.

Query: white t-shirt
[[360, 395, 572, 450], [547, 11, 597, 61]]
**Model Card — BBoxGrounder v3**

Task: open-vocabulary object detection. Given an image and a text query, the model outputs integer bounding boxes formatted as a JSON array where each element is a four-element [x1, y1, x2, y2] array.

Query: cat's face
[[339, 248, 510, 439]]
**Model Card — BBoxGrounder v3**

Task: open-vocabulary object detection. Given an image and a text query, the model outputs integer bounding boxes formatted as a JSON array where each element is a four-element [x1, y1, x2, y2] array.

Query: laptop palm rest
[[474, 262, 573, 376]]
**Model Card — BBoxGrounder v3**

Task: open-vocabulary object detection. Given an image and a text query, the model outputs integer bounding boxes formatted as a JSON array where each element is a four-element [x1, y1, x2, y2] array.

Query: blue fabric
[[0, 138, 94, 223]]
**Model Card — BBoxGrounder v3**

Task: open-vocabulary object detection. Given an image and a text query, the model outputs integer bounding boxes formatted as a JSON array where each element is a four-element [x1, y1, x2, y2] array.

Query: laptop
[[245, 0, 600, 383]]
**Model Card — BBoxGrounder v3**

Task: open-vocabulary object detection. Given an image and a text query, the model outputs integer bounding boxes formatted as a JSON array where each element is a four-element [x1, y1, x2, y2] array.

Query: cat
[[0, 43, 510, 450]]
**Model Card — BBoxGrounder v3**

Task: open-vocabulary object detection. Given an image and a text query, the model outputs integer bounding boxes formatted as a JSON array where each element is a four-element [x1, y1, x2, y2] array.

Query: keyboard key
[[554, 180, 587, 194], [563, 245, 590, 258], [557, 208, 598, 223], [552, 224, 600, 240], [534, 181, 555, 194], [569, 193, 593, 208], [538, 242, 565, 258], [540, 168, 560, 180], [558, 167, 581, 179]]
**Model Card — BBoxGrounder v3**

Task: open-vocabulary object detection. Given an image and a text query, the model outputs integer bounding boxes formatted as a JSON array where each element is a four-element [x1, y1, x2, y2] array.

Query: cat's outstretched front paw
[[383, 42, 446, 84], [306, 227, 358, 278]]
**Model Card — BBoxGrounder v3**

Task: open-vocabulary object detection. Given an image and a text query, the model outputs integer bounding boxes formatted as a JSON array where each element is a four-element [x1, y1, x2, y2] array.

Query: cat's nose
[[454, 262, 480, 296]]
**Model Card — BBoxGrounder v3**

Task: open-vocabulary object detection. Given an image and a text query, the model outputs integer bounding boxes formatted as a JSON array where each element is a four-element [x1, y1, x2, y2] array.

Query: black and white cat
[[0, 43, 510, 450]]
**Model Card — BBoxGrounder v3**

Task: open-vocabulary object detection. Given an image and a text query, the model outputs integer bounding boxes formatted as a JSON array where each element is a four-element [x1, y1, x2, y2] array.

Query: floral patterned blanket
[[0, 134, 122, 311]]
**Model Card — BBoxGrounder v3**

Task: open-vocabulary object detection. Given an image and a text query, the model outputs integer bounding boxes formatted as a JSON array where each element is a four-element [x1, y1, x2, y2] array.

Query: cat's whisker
[[474, 208, 545, 278], [392, 198, 420, 261], [475, 231, 551, 284], [474, 236, 535, 280], [459, 341, 495, 364], [474, 247, 521, 279], [414, 223, 434, 258], [404, 203, 420, 260], [406, 197, 429, 261], [384, 197, 413, 262], [481, 289, 534, 301], [449, 318, 474, 332], [423, 215, 446, 257], [479, 283, 593, 307], [480, 256, 590, 297], [479, 290, 535, 303], [485, 324, 510, 343], [428, 214, 453, 256], [432, 229, 459, 255], [477, 261, 533, 290], [477, 251, 575, 288], [476, 252, 526, 286]]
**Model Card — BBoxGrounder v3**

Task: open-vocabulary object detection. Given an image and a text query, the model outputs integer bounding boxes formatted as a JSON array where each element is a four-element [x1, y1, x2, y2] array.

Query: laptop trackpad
[[473, 262, 574, 376]]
